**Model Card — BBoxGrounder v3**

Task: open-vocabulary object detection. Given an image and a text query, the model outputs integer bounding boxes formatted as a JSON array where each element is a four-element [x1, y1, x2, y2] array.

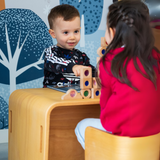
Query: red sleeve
[[99, 61, 112, 111]]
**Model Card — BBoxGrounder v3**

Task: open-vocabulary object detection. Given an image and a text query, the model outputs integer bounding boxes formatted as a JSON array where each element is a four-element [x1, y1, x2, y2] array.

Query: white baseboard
[[0, 129, 8, 143]]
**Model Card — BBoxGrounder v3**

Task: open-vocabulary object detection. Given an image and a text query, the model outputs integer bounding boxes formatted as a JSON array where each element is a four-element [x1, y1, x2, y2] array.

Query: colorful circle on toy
[[102, 49, 105, 55], [70, 91, 76, 97], [84, 70, 89, 76], [93, 80, 96, 86], [84, 91, 89, 97], [85, 81, 89, 86], [95, 91, 99, 96]]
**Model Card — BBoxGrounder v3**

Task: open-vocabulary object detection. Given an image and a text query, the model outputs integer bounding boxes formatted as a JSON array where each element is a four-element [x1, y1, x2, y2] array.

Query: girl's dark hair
[[99, 0, 159, 90], [113, 0, 118, 3], [48, 4, 80, 29]]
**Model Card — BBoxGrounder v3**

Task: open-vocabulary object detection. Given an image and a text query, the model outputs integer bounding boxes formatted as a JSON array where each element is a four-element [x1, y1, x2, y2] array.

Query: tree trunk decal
[[0, 9, 53, 94]]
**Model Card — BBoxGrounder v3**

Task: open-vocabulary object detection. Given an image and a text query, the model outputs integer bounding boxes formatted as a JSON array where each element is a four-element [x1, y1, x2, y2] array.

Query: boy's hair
[[48, 4, 80, 29], [101, 0, 159, 90]]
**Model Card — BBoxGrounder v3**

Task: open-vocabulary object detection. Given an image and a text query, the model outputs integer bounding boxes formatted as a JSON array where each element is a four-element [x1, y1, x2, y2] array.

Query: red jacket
[[99, 47, 160, 137]]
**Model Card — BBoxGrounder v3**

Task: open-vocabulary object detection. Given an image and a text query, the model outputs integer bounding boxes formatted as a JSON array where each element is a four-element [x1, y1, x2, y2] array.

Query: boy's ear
[[109, 27, 116, 40], [49, 29, 56, 38]]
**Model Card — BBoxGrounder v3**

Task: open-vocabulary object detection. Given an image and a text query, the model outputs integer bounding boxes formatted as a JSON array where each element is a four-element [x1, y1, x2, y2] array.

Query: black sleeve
[[44, 48, 75, 73]]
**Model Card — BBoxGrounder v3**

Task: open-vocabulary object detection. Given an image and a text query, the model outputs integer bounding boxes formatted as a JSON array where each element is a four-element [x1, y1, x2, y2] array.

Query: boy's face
[[49, 16, 81, 50]]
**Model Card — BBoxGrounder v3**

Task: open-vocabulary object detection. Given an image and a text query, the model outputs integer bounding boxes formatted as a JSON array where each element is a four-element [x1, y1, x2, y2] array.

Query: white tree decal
[[0, 9, 53, 94], [0, 24, 44, 94]]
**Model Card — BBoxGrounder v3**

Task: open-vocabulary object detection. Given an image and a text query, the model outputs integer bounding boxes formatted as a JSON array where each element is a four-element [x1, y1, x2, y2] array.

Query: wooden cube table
[[8, 88, 100, 160]]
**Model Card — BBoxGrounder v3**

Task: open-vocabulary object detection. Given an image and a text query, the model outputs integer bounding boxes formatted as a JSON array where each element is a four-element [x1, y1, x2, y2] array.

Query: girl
[[75, 0, 160, 149]]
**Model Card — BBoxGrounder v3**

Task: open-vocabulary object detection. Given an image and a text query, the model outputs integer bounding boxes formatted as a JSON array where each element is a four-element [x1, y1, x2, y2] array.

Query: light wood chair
[[152, 28, 160, 51], [85, 127, 160, 160]]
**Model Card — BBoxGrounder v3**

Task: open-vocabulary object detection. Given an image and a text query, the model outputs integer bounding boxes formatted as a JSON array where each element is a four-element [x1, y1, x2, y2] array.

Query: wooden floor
[[0, 143, 8, 160]]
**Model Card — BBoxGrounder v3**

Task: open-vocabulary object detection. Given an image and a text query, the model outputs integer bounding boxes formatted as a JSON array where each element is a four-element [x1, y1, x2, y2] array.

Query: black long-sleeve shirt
[[43, 45, 96, 87]]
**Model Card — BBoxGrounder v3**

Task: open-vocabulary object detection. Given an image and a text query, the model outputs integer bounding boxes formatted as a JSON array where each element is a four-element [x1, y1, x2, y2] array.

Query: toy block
[[91, 88, 101, 99], [80, 89, 91, 99], [80, 78, 92, 89], [97, 46, 106, 57], [61, 89, 82, 100], [92, 77, 101, 89], [80, 66, 92, 78], [101, 37, 108, 47], [96, 57, 101, 77], [97, 57, 101, 63]]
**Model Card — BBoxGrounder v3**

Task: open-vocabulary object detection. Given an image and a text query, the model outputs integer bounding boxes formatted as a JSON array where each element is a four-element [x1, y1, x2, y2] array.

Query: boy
[[43, 4, 95, 87]]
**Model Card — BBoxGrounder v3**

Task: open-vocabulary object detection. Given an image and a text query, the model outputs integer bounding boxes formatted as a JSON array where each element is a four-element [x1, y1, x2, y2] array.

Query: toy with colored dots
[[80, 67, 92, 89], [92, 77, 100, 89], [61, 89, 82, 100], [97, 37, 108, 58], [61, 66, 101, 100], [91, 88, 101, 99], [97, 47, 106, 57], [80, 89, 91, 99], [61, 37, 107, 100], [96, 37, 108, 77], [80, 67, 101, 99]]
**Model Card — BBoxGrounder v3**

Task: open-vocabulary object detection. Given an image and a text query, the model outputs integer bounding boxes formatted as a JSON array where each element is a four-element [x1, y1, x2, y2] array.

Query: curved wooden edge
[[85, 127, 160, 160]]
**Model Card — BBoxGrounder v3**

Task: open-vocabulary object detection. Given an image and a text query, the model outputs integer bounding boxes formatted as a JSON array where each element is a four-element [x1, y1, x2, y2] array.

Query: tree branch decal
[[0, 9, 53, 94]]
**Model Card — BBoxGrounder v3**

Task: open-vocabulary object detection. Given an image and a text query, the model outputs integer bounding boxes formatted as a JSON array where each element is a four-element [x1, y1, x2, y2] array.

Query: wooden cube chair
[[85, 127, 160, 160]]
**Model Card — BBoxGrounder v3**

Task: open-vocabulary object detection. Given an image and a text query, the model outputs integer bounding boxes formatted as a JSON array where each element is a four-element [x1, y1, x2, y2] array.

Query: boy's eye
[[63, 31, 68, 34], [74, 30, 79, 33]]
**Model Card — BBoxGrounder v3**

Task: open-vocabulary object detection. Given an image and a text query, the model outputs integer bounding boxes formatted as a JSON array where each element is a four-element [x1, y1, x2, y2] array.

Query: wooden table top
[[10, 88, 100, 107]]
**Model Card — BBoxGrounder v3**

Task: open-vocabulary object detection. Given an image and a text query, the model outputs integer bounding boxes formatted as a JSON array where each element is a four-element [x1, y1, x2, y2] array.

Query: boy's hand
[[72, 65, 86, 76]]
